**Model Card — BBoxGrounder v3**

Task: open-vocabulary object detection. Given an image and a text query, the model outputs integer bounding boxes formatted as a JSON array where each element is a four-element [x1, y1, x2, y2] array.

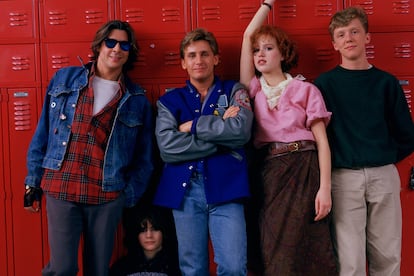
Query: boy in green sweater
[[314, 6, 414, 276]]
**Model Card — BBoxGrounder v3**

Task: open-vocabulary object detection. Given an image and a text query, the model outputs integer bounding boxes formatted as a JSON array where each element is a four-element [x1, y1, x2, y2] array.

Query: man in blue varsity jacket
[[153, 28, 253, 276]]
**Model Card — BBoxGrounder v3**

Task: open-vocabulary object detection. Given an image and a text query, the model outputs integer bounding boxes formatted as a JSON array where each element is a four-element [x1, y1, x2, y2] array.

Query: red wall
[[0, 0, 413, 275]]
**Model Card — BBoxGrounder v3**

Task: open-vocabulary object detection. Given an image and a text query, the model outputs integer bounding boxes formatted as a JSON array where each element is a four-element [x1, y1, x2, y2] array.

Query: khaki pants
[[331, 164, 401, 276]]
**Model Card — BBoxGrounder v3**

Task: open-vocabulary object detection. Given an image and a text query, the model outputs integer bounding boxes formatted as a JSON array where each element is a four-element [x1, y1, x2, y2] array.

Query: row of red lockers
[[0, 0, 414, 83], [1, 0, 413, 109], [1, 0, 414, 42], [1, 0, 414, 275]]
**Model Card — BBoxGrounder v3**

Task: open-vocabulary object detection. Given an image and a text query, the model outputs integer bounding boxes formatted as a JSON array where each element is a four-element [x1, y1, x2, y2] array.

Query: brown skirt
[[260, 150, 338, 276]]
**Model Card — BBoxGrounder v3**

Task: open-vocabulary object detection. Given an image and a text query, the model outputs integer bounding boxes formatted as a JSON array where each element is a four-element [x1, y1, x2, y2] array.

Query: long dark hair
[[125, 205, 169, 255]]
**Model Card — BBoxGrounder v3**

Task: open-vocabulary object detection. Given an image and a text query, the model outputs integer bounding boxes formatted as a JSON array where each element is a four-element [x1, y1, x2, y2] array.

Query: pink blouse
[[249, 76, 331, 148]]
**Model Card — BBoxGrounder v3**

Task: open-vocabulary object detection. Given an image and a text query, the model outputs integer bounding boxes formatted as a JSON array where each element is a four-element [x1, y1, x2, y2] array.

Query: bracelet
[[262, 2, 272, 10]]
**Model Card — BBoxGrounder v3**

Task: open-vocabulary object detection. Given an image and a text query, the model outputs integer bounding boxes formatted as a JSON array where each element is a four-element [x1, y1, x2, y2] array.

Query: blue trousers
[[42, 193, 125, 276], [173, 173, 247, 276]]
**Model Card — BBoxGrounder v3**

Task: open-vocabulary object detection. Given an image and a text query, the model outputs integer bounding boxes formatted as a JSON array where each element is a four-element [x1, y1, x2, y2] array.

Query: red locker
[[397, 73, 414, 275], [133, 80, 187, 106], [401, 189, 414, 276], [194, 0, 260, 34], [0, 0, 38, 43], [399, 77, 414, 121], [118, 0, 191, 101], [117, 0, 190, 39], [41, 42, 93, 83], [397, 145, 414, 275], [274, 0, 343, 34], [39, 0, 112, 42], [0, 0, 413, 275], [0, 89, 8, 276], [366, 32, 414, 76], [3, 88, 44, 276], [129, 38, 186, 80], [290, 34, 340, 80], [214, 35, 243, 80], [0, 44, 40, 85], [348, 0, 414, 32], [158, 80, 187, 98]]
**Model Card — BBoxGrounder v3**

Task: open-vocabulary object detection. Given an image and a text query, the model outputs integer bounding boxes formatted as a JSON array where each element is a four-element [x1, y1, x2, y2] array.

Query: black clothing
[[315, 65, 414, 168], [110, 249, 181, 276]]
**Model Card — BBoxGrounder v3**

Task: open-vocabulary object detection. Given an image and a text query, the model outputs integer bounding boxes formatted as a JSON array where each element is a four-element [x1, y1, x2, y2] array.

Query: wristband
[[262, 2, 272, 10]]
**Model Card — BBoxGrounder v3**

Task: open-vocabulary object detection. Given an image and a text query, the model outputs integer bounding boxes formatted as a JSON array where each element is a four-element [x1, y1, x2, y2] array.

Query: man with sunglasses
[[24, 20, 154, 276]]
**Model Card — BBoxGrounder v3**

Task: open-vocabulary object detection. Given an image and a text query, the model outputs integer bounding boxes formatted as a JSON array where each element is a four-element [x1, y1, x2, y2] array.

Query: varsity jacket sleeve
[[193, 82, 253, 148], [156, 100, 218, 163]]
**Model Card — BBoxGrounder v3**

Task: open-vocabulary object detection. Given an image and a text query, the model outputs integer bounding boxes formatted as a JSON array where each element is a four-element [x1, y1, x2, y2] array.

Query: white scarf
[[260, 73, 293, 109]]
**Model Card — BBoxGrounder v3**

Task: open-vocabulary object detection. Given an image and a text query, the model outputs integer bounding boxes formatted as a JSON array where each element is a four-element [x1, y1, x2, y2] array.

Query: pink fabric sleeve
[[248, 77, 260, 98], [304, 82, 331, 129]]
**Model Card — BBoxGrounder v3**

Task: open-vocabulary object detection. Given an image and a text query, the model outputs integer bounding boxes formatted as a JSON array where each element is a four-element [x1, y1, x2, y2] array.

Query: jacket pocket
[[118, 110, 143, 128]]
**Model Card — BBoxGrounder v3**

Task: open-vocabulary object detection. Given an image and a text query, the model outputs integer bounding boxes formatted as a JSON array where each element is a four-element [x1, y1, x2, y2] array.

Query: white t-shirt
[[92, 76, 119, 115]]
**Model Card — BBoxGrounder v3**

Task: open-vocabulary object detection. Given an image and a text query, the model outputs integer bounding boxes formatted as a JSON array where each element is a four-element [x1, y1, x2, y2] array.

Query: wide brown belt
[[267, 140, 316, 157]]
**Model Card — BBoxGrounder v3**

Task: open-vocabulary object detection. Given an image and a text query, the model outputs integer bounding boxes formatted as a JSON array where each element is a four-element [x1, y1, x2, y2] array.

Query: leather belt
[[267, 140, 316, 158]]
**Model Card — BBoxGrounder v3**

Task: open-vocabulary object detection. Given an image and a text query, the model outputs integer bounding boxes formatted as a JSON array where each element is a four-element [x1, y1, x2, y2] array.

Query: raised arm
[[240, 0, 275, 87]]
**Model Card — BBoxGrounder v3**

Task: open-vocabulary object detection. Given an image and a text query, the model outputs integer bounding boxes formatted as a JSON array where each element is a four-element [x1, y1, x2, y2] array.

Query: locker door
[[131, 81, 186, 106], [158, 80, 186, 97], [397, 148, 414, 276], [42, 42, 93, 82], [401, 188, 414, 276], [129, 38, 186, 80], [0, 44, 38, 85], [40, 0, 111, 42], [274, 0, 343, 34], [214, 35, 243, 80], [110, 223, 127, 266], [0, 89, 7, 276], [118, 0, 190, 82], [290, 34, 340, 80], [4, 88, 44, 276], [194, 0, 259, 34], [399, 77, 414, 121], [0, 0, 37, 43], [366, 32, 414, 76], [347, 0, 414, 32], [118, 0, 190, 39]]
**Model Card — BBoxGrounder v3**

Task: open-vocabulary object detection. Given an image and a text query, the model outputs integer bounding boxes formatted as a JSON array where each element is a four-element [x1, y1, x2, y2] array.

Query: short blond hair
[[329, 7, 368, 39]]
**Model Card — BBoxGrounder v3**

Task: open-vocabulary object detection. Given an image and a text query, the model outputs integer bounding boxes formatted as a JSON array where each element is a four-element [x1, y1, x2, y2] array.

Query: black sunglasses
[[104, 38, 131, 51]]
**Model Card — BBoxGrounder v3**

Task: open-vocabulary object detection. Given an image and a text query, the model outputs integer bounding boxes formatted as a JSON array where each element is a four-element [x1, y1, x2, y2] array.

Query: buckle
[[288, 142, 299, 152]]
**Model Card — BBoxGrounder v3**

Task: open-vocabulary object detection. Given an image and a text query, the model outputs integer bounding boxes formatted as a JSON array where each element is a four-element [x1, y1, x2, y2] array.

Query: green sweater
[[315, 65, 414, 169]]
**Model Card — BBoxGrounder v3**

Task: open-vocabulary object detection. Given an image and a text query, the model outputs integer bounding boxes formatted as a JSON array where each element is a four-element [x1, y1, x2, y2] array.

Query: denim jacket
[[24, 62, 154, 207]]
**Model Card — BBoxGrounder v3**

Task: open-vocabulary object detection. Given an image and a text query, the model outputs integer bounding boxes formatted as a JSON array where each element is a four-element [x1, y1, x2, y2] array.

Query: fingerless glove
[[24, 186, 43, 207]]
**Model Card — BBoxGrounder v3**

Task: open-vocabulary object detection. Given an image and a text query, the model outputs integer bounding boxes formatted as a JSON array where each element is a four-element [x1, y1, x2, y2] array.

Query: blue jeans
[[173, 173, 247, 276]]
